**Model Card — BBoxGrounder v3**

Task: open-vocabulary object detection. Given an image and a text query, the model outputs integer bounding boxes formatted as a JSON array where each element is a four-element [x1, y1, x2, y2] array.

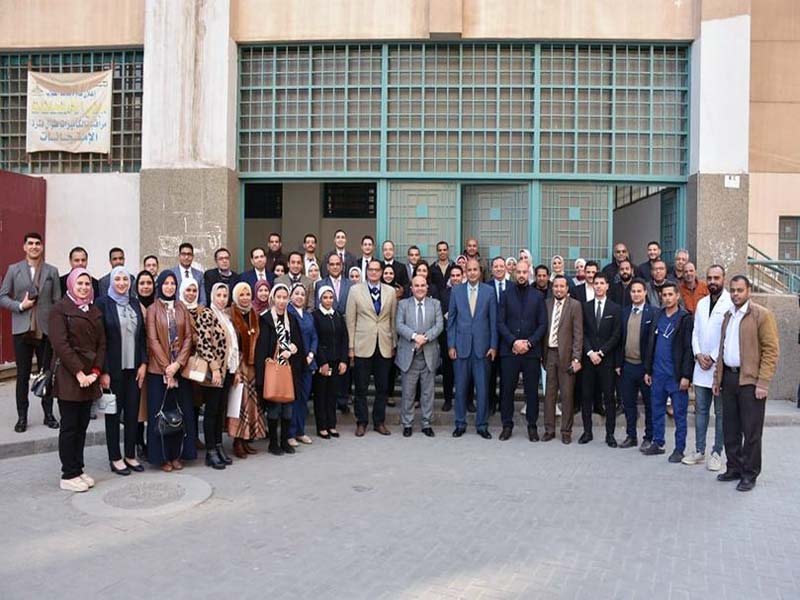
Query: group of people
[[0, 230, 780, 494]]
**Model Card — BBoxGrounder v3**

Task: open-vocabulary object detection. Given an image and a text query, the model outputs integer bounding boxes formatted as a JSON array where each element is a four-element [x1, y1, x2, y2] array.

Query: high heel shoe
[[123, 458, 145, 473], [329, 429, 340, 438], [110, 461, 131, 476], [318, 430, 331, 440]]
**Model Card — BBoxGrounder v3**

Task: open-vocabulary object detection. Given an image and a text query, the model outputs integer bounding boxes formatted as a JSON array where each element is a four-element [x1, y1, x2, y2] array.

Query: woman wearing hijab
[[287, 284, 317, 447], [136, 270, 156, 310], [519, 248, 536, 279], [455, 255, 468, 270], [313, 286, 348, 439], [134, 269, 155, 460], [551, 255, 566, 281], [178, 278, 205, 451], [228, 282, 267, 458], [252, 279, 271, 316], [193, 282, 237, 469], [505, 257, 517, 277], [255, 283, 305, 456], [96, 267, 148, 476], [348, 266, 362, 284], [49, 269, 106, 492], [145, 271, 196, 472]]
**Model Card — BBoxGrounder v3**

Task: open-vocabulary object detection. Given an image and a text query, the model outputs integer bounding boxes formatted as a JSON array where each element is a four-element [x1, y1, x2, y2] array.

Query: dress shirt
[[494, 278, 506, 301], [255, 269, 268, 281], [722, 301, 748, 368], [585, 284, 595, 303], [548, 297, 564, 348]]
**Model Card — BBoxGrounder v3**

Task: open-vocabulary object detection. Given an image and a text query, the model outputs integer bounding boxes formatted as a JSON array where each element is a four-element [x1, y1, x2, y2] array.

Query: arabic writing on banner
[[26, 70, 112, 154]]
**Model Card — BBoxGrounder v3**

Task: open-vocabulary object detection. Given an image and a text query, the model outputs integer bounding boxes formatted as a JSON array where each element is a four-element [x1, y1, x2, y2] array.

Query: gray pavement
[[2, 420, 799, 599]]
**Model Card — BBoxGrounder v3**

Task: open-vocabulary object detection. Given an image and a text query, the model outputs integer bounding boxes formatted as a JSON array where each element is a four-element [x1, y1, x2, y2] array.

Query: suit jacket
[[203, 268, 239, 305], [543, 296, 584, 370], [446, 282, 498, 358], [314, 276, 352, 313], [275, 273, 315, 309], [395, 296, 444, 372], [582, 298, 622, 367], [313, 309, 348, 368], [713, 301, 779, 390], [497, 283, 548, 358], [321, 249, 357, 278], [240, 269, 275, 292], [171, 265, 207, 306], [345, 282, 398, 359], [95, 295, 148, 382], [430, 261, 453, 291], [609, 281, 633, 310], [618, 303, 655, 367], [570, 281, 594, 305], [255, 310, 306, 397], [0, 260, 61, 336], [97, 271, 137, 299], [60, 273, 100, 298], [145, 299, 193, 375], [643, 307, 694, 382]]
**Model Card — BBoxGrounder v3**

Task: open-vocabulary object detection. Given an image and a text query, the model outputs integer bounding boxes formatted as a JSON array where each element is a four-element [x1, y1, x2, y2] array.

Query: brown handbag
[[181, 354, 211, 384], [263, 348, 295, 403]]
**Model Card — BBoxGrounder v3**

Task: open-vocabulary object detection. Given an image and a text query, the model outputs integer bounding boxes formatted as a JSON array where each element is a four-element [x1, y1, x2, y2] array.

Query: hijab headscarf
[[519, 248, 535, 279], [107, 266, 131, 306], [210, 282, 240, 374], [251, 280, 271, 315], [232, 282, 252, 313], [348, 266, 361, 280], [156, 271, 178, 302], [66, 268, 94, 311], [179, 277, 199, 310], [136, 269, 155, 308], [317, 285, 335, 316]]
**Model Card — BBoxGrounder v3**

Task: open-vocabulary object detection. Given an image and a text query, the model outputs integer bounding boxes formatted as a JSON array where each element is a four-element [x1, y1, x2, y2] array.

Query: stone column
[[686, 3, 751, 276], [139, 0, 239, 270]]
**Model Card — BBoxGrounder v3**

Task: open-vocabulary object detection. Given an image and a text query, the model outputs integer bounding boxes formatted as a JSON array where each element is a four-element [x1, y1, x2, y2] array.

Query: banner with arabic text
[[26, 70, 112, 154]]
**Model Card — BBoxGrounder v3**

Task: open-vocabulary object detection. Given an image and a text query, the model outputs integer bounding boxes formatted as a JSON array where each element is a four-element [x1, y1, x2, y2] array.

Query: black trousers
[[13, 333, 54, 418], [105, 368, 140, 461], [489, 356, 503, 411], [58, 399, 91, 479], [438, 331, 454, 403], [202, 373, 233, 447], [721, 369, 766, 480], [313, 369, 339, 432], [581, 361, 616, 436], [353, 345, 391, 426], [500, 355, 541, 429]]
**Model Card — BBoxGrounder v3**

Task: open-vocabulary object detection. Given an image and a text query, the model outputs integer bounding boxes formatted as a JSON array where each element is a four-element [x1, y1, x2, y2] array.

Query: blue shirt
[[653, 311, 679, 379]]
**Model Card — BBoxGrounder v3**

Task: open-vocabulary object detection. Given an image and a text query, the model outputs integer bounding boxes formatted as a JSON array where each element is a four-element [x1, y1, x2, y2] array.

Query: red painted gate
[[0, 171, 47, 364]]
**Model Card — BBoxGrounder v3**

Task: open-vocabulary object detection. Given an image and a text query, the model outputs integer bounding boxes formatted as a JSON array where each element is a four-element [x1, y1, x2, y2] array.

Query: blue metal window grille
[[660, 187, 678, 260], [0, 49, 144, 173], [541, 183, 612, 265], [461, 184, 529, 259], [387, 182, 458, 259], [238, 42, 689, 179]]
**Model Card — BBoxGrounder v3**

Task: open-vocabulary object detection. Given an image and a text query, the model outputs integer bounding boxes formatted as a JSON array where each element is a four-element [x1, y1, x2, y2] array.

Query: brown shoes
[[171, 459, 183, 470], [355, 423, 366, 437], [233, 438, 248, 458], [160, 462, 174, 472], [561, 433, 572, 445], [243, 441, 257, 455], [374, 423, 391, 436], [542, 432, 556, 442]]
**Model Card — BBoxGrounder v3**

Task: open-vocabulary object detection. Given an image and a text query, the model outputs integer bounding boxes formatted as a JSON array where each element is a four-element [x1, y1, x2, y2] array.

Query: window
[[244, 183, 282, 218], [779, 216, 800, 261], [0, 49, 144, 173], [323, 183, 376, 218]]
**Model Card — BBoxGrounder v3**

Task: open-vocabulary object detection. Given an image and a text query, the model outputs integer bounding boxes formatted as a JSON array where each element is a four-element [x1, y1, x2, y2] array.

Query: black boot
[[280, 418, 295, 454], [268, 419, 283, 456], [205, 450, 226, 470], [216, 443, 233, 465]]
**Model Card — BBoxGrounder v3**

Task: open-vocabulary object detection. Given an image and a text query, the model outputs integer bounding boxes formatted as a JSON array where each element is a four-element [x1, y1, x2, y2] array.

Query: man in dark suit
[[239, 246, 273, 291], [438, 264, 462, 412], [533, 264, 553, 300], [570, 260, 599, 305], [616, 278, 655, 449], [265, 232, 286, 273], [609, 259, 635, 310], [314, 252, 352, 313], [447, 258, 497, 439], [636, 240, 663, 282], [430, 240, 454, 292], [497, 259, 548, 441], [321, 229, 357, 278], [405, 245, 422, 283], [488, 256, 508, 415], [381, 240, 409, 291], [0, 232, 61, 432], [59, 246, 100, 298], [602, 242, 631, 284], [354, 235, 377, 283], [542, 275, 583, 444], [171, 242, 206, 305], [98, 247, 136, 299], [579, 273, 622, 446], [203, 247, 239, 306]]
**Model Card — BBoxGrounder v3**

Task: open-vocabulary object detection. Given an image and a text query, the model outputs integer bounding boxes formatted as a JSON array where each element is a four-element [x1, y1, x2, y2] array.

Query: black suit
[[609, 281, 633, 310], [430, 261, 453, 292], [438, 284, 455, 405], [570, 282, 592, 304], [581, 298, 622, 437], [203, 269, 240, 306]]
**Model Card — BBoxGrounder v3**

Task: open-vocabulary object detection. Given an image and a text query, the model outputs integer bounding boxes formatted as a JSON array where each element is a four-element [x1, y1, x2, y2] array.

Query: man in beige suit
[[346, 259, 398, 437], [542, 275, 584, 444]]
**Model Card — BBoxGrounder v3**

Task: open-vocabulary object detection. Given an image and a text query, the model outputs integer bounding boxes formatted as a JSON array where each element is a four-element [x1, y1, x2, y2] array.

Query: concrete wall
[[0, 0, 144, 49], [43, 174, 140, 277], [752, 293, 800, 402], [612, 193, 661, 265], [749, 173, 800, 258]]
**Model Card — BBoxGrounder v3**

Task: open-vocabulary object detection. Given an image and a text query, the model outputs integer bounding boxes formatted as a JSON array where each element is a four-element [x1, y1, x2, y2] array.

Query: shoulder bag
[[263, 348, 294, 403]]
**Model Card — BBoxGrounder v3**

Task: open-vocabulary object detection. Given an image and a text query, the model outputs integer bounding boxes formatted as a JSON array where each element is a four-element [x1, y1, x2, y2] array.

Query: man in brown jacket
[[542, 275, 583, 444], [713, 275, 780, 492]]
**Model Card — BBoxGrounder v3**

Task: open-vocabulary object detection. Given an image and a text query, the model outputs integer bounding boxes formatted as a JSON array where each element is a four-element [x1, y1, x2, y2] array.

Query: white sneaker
[[79, 473, 95, 488], [60, 477, 89, 493], [555, 404, 562, 417], [681, 451, 705, 465], [707, 451, 722, 472], [520, 404, 527, 415]]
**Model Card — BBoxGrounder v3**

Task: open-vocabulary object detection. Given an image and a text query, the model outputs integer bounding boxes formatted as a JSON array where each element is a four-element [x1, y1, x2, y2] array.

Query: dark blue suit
[[95, 295, 147, 461], [239, 269, 275, 292], [447, 282, 497, 432], [314, 276, 352, 314], [497, 283, 548, 430], [618, 304, 655, 442]]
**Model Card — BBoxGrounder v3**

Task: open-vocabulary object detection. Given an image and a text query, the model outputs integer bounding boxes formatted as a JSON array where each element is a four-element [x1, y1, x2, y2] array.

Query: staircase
[[747, 244, 800, 294]]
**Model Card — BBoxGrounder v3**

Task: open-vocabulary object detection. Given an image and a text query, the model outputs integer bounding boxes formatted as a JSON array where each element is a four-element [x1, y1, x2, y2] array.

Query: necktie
[[258, 271, 265, 281], [417, 301, 424, 333], [370, 286, 381, 314], [333, 278, 340, 300], [549, 299, 562, 347], [185, 269, 190, 279], [633, 307, 640, 314], [469, 286, 477, 317], [595, 301, 602, 326], [339, 251, 344, 263]]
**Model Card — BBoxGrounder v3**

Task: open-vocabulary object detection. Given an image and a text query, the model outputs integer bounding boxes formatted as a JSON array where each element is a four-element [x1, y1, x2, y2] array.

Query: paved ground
[[2, 419, 799, 599]]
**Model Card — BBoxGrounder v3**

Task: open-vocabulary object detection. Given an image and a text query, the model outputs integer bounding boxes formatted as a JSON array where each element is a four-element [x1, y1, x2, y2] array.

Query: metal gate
[[461, 184, 528, 260], [387, 182, 458, 259]]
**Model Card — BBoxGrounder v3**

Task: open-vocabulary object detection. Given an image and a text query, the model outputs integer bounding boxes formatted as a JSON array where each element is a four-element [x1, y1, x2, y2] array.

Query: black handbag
[[155, 388, 185, 436], [31, 358, 59, 398]]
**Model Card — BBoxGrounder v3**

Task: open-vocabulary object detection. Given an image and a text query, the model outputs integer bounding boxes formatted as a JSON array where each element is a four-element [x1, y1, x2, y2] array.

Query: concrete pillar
[[686, 2, 751, 276], [139, 0, 239, 270]]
